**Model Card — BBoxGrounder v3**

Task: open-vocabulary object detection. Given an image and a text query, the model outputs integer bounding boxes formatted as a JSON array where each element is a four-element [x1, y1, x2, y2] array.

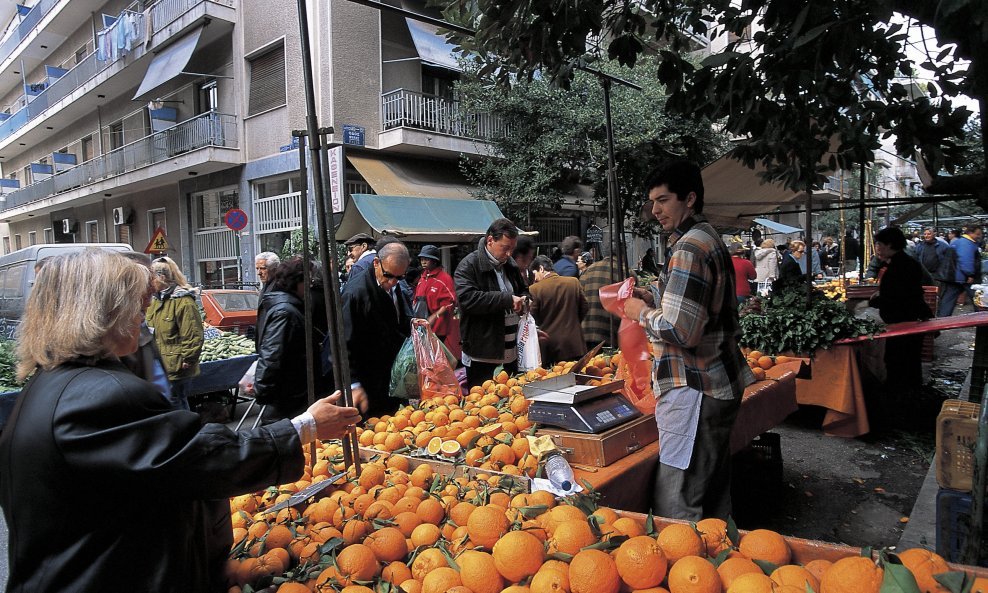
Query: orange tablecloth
[[575, 368, 799, 512], [795, 345, 868, 438]]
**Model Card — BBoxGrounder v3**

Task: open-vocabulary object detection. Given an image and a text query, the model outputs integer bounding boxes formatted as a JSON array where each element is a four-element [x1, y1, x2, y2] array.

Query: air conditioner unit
[[112, 206, 131, 225], [61, 218, 75, 234]]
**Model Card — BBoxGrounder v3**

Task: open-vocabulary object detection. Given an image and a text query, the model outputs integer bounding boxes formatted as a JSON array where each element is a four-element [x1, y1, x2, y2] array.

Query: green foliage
[[456, 54, 728, 234], [0, 339, 20, 392], [739, 278, 883, 355], [280, 228, 349, 266], [444, 0, 983, 193]]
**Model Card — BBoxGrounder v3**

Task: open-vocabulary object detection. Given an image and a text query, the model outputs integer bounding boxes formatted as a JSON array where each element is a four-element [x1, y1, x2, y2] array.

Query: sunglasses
[[376, 260, 405, 281]]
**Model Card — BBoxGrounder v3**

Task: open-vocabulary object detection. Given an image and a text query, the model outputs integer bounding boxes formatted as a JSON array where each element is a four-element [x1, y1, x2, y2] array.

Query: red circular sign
[[224, 208, 248, 231]]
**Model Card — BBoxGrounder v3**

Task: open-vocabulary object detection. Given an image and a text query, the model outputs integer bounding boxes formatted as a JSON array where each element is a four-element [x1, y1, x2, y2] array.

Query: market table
[[575, 362, 800, 513], [797, 312, 988, 439]]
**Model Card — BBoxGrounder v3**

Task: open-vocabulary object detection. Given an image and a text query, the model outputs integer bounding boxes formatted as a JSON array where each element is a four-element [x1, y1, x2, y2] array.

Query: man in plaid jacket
[[624, 160, 755, 521]]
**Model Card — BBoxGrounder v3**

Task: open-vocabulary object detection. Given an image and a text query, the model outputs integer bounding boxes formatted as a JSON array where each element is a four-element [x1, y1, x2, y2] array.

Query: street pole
[[295, 130, 318, 466]]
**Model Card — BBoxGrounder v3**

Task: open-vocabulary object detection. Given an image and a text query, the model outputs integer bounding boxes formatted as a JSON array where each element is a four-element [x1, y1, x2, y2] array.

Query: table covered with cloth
[[574, 362, 800, 512]]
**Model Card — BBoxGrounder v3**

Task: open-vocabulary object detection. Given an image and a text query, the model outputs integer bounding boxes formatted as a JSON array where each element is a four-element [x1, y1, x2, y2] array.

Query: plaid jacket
[[580, 256, 620, 346], [641, 215, 754, 400]]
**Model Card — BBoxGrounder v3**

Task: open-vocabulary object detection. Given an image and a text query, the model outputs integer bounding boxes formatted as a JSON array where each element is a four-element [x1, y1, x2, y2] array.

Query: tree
[[443, 0, 985, 200], [457, 54, 729, 234]]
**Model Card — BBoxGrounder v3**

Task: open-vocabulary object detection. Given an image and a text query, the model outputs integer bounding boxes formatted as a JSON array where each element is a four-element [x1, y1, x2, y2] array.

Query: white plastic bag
[[238, 360, 257, 396], [516, 313, 542, 371]]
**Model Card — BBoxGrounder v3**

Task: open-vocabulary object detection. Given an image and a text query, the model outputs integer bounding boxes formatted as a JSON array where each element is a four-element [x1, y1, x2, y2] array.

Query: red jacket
[[732, 255, 757, 297], [414, 267, 456, 336]]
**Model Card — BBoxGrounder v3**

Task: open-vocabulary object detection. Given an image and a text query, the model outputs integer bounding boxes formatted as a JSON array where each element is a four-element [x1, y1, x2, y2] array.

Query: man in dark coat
[[342, 241, 412, 419], [455, 218, 529, 388], [529, 255, 589, 363], [344, 232, 377, 283]]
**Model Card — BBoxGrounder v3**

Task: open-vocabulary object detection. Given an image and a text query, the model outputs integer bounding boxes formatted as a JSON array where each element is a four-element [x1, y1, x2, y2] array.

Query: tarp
[[405, 17, 460, 71], [347, 154, 474, 199], [133, 26, 203, 100], [701, 155, 803, 229], [336, 194, 506, 243], [753, 217, 803, 235]]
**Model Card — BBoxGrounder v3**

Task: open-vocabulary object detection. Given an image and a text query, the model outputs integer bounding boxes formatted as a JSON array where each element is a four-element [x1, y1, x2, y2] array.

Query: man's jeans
[[938, 282, 975, 317]]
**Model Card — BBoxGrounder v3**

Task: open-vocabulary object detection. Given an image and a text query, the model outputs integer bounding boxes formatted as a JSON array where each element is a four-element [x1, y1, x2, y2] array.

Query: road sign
[[342, 124, 364, 146], [328, 146, 345, 214], [224, 208, 248, 231], [586, 224, 604, 243], [144, 228, 170, 254]]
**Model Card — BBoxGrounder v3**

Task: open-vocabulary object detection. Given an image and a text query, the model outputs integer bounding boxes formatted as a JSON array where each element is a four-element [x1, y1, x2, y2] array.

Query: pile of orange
[[225, 441, 988, 593], [740, 349, 794, 381]]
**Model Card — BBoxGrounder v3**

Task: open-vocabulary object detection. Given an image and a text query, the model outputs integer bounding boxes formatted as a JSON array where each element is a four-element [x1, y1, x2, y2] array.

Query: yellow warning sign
[[143, 228, 170, 254]]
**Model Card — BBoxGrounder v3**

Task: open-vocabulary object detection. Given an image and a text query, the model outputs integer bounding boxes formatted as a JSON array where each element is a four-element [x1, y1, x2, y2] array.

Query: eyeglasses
[[376, 260, 405, 281]]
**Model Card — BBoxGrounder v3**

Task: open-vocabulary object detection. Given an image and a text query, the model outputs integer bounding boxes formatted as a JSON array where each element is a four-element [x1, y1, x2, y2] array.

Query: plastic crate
[[936, 399, 981, 492], [936, 488, 972, 563]]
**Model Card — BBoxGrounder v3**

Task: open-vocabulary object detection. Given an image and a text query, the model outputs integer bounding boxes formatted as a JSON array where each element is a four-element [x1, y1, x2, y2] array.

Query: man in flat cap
[[345, 232, 376, 284]]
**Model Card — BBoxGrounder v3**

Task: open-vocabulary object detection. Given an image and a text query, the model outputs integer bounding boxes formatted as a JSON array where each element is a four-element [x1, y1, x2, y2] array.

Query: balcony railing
[[1, 112, 238, 211], [193, 226, 237, 260], [0, 0, 62, 70], [381, 89, 506, 141], [148, 0, 235, 36]]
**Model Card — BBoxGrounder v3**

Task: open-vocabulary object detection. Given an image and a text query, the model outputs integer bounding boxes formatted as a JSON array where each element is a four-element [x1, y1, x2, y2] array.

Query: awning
[[753, 217, 803, 235], [404, 17, 460, 71], [700, 155, 803, 229], [337, 194, 505, 243], [347, 154, 474, 198], [132, 26, 203, 100]]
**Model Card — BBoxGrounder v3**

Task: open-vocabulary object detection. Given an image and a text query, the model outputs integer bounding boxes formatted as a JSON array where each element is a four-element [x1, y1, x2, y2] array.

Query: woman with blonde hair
[[753, 238, 780, 283], [146, 255, 203, 410], [0, 248, 360, 593]]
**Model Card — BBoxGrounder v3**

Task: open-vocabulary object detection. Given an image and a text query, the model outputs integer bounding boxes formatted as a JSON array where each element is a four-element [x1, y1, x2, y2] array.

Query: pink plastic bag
[[600, 278, 655, 412]]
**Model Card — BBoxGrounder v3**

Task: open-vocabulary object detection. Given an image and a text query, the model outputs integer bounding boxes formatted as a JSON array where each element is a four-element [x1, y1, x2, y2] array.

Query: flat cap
[[344, 232, 375, 246]]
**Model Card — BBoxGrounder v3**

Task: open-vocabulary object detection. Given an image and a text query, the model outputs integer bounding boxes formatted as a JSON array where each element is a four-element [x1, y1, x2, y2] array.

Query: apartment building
[[0, 0, 498, 286]]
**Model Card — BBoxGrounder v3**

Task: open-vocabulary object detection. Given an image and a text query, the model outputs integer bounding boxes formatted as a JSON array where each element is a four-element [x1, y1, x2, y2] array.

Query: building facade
[[0, 0, 498, 285]]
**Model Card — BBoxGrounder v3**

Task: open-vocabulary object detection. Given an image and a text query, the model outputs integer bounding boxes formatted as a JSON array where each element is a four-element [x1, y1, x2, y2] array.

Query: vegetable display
[[200, 332, 255, 362]]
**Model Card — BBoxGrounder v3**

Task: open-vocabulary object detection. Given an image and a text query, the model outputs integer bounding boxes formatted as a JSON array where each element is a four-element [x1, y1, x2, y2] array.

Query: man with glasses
[[344, 232, 377, 283], [342, 241, 412, 418], [779, 240, 807, 281]]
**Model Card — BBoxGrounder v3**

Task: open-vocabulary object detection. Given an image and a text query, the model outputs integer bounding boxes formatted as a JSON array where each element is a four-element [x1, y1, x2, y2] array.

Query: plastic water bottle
[[544, 451, 575, 492]]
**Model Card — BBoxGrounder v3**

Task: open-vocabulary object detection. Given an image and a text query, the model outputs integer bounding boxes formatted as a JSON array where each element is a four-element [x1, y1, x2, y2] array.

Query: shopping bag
[[412, 323, 461, 400], [600, 277, 656, 414], [389, 337, 420, 399], [516, 312, 542, 372]]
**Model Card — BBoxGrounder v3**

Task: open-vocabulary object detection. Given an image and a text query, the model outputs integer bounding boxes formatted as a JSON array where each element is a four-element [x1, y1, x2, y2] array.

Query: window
[[85, 221, 99, 242], [116, 224, 132, 245], [148, 208, 167, 235], [13, 235, 21, 250], [21, 166, 30, 185], [27, 231, 36, 246], [81, 136, 94, 162], [197, 79, 218, 114], [75, 41, 91, 65], [109, 122, 124, 150], [1, 237, 8, 254], [195, 188, 239, 229], [43, 228, 53, 243], [247, 44, 286, 116]]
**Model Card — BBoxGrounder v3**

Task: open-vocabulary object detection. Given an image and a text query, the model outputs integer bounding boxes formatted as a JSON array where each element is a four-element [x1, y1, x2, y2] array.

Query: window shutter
[[248, 46, 286, 116]]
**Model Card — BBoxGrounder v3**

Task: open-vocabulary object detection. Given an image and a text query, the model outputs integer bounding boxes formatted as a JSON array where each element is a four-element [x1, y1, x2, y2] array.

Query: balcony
[[1, 112, 238, 213], [379, 89, 504, 157], [146, 0, 236, 50]]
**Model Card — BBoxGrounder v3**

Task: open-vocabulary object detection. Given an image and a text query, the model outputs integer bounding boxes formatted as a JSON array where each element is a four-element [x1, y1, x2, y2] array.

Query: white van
[[0, 243, 134, 338]]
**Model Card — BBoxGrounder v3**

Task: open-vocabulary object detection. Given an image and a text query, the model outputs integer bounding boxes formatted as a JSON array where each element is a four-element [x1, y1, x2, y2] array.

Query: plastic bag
[[516, 312, 542, 372], [389, 337, 419, 399], [600, 277, 656, 414], [238, 360, 258, 396], [412, 323, 461, 400]]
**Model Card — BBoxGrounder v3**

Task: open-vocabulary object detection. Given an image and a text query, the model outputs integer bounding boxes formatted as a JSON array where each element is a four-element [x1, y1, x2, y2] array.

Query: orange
[[458, 550, 505, 593], [528, 490, 557, 509], [468, 504, 512, 549], [529, 566, 569, 593], [972, 577, 988, 593], [264, 524, 294, 550], [657, 523, 705, 563], [725, 572, 773, 592], [803, 559, 832, 584], [450, 501, 477, 527], [819, 556, 883, 593], [336, 543, 381, 584], [543, 504, 588, 533], [738, 529, 790, 566], [570, 549, 621, 593], [716, 556, 761, 589], [492, 530, 545, 583], [399, 579, 423, 593], [666, 555, 720, 593], [756, 356, 774, 370], [615, 535, 668, 589], [340, 586, 375, 593], [358, 463, 387, 489], [750, 367, 766, 381], [695, 518, 731, 557], [897, 548, 950, 593], [549, 518, 596, 555], [422, 566, 462, 593], [410, 523, 442, 548], [276, 583, 312, 593], [382, 561, 413, 584], [502, 586, 535, 593], [416, 497, 446, 525], [612, 516, 646, 537], [770, 565, 820, 592], [365, 526, 408, 562], [411, 547, 448, 581]]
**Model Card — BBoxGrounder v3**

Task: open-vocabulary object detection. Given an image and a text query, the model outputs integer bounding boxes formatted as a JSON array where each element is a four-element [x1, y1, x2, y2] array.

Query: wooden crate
[[535, 414, 658, 467]]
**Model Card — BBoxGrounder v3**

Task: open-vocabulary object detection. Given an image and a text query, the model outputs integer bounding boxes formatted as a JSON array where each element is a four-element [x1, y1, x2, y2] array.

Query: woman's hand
[[308, 391, 362, 440]]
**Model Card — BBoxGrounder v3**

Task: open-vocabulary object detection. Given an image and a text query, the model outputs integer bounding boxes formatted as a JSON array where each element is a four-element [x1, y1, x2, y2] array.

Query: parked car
[[201, 289, 259, 336], [0, 243, 133, 338]]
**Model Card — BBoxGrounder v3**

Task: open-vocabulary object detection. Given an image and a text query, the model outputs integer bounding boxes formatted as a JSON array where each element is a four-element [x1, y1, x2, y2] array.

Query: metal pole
[[602, 79, 627, 281], [805, 189, 813, 305], [296, 0, 360, 475], [295, 130, 318, 467], [858, 164, 866, 283]]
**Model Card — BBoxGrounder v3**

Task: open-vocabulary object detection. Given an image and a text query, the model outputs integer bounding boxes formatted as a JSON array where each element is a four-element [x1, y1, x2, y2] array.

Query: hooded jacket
[[145, 286, 203, 381], [752, 247, 780, 282]]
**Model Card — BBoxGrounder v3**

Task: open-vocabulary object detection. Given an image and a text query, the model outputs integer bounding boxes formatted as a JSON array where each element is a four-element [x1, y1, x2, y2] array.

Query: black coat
[[342, 266, 411, 418], [0, 360, 303, 593], [779, 253, 803, 280], [872, 250, 933, 323], [454, 239, 529, 360], [254, 289, 329, 419]]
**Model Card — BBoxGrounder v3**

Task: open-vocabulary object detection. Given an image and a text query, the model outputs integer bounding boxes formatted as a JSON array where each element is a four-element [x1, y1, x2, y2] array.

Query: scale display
[[528, 391, 641, 434]]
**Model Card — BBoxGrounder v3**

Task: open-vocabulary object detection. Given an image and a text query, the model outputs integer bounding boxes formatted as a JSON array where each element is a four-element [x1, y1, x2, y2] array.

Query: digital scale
[[523, 373, 640, 434]]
